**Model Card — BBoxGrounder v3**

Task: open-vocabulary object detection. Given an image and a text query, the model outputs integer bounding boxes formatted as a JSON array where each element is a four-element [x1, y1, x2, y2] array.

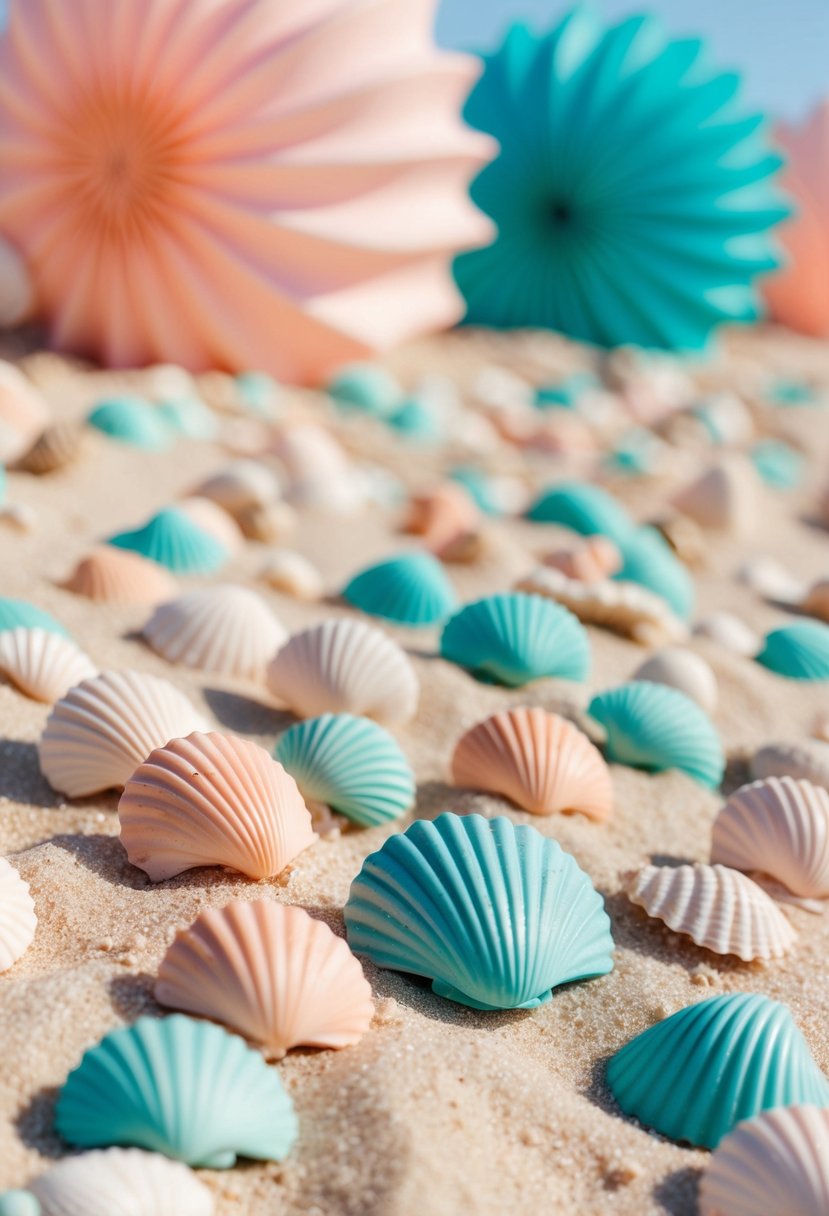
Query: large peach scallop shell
[[0, 855, 36, 972], [143, 586, 287, 678], [451, 707, 613, 822], [0, 627, 97, 702], [30, 1147, 214, 1216], [118, 732, 316, 882], [156, 900, 373, 1059], [61, 546, 177, 605]]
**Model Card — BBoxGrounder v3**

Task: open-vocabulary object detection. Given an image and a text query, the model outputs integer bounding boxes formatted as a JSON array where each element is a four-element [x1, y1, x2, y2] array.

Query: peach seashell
[[451, 707, 613, 822], [11, 420, 84, 475], [0, 855, 36, 972], [800, 579, 829, 623], [267, 618, 419, 724], [541, 537, 622, 583], [0, 233, 34, 326], [402, 483, 481, 557], [156, 900, 373, 1059], [39, 670, 210, 798], [118, 732, 316, 882], [516, 567, 686, 646], [649, 511, 707, 567], [812, 714, 829, 744], [260, 551, 324, 601], [751, 741, 829, 792], [711, 777, 829, 899], [143, 586, 286, 678], [61, 546, 177, 606], [193, 461, 280, 520], [694, 612, 760, 657], [0, 627, 97, 703], [236, 500, 297, 543], [633, 647, 718, 713], [0, 360, 51, 463], [671, 456, 758, 533], [627, 863, 796, 961], [176, 498, 244, 554]]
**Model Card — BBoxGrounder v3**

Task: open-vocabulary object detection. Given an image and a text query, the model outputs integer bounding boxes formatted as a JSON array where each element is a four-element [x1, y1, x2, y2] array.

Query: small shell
[[235, 500, 297, 542], [87, 397, 171, 451], [266, 619, 419, 724], [61, 547, 177, 606], [274, 424, 360, 512], [0, 598, 67, 637], [108, 508, 228, 575], [0, 362, 50, 463], [649, 511, 707, 567], [176, 498, 243, 554], [800, 580, 829, 624], [157, 396, 218, 442], [756, 622, 829, 681], [402, 483, 481, 556], [517, 568, 686, 646], [628, 863, 796, 961], [632, 647, 718, 713], [328, 363, 401, 415], [738, 557, 805, 604], [342, 552, 457, 627], [0, 856, 36, 972], [694, 612, 760, 657], [525, 480, 631, 543], [30, 1148, 214, 1216], [752, 741, 829, 791], [451, 707, 613, 822], [156, 901, 373, 1059], [541, 536, 621, 582], [0, 628, 96, 703], [143, 586, 286, 678], [0, 236, 33, 327], [671, 456, 758, 533], [11, 422, 83, 475], [812, 714, 829, 744], [614, 527, 694, 620], [118, 732, 316, 881], [193, 461, 280, 519], [259, 551, 323, 601]]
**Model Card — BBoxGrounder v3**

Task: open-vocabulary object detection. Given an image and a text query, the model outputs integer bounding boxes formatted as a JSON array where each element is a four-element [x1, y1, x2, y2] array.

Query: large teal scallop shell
[[55, 1014, 297, 1167], [525, 481, 632, 543], [108, 508, 228, 575], [344, 812, 614, 1010], [342, 552, 457, 627], [274, 714, 415, 827], [756, 623, 829, 681], [87, 397, 172, 451], [440, 592, 590, 687], [0, 598, 68, 637], [588, 681, 724, 788], [614, 527, 694, 620], [607, 992, 829, 1148]]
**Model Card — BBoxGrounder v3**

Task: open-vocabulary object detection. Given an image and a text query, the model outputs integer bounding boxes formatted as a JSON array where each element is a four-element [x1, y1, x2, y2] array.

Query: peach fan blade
[[0, 0, 494, 382]]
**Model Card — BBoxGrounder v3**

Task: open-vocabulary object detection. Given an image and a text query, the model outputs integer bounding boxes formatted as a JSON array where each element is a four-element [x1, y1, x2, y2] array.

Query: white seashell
[[628, 862, 796, 961], [0, 234, 34, 327], [694, 612, 760, 657], [671, 456, 759, 533], [143, 586, 286, 679], [30, 1146, 214, 1215], [0, 361, 51, 463], [737, 557, 805, 605], [267, 618, 419, 725], [751, 741, 829, 793], [633, 647, 718, 713], [516, 567, 687, 646], [0, 855, 36, 972], [176, 497, 244, 553], [273, 425, 363, 513], [259, 551, 323, 601], [192, 460, 280, 519], [0, 628, 97, 703], [0, 502, 38, 532]]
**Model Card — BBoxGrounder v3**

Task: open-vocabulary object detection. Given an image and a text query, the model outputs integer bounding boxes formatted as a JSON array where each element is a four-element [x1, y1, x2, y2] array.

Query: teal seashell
[[344, 812, 614, 1010], [0, 1193, 39, 1216], [756, 622, 829, 681], [448, 466, 501, 516], [387, 396, 442, 443], [525, 481, 632, 543], [768, 379, 820, 407], [440, 592, 590, 686], [534, 371, 597, 410], [157, 397, 219, 441], [55, 1014, 297, 1168], [751, 439, 804, 489], [614, 527, 694, 619], [0, 598, 68, 637], [588, 681, 724, 788], [604, 429, 659, 476], [235, 371, 280, 417], [327, 364, 400, 418], [274, 713, 415, 827], [108, 508, 228, 575], [607, 992, 829, 1148], [343, 552, 457, 627], [87, 397, 172, 451]]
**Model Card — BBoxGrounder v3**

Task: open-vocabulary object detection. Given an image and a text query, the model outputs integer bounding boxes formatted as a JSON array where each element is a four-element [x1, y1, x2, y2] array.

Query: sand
[[0, 324, 828, 1215]]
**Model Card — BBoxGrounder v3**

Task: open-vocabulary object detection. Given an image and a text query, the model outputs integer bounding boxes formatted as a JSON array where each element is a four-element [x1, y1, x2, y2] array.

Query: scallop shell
[[440, 592, 590, 687], [800, 580, 829, 624], [588, 681, 725, 788], [694, 611, 760, 657], [38, 670, 210, 798], [118, 732, 316, 882], [87, 397, 171, 451], [55, 1015, 297, 1167], [176, 498, 244, 554], [614, 527, 694, 620], [451, 707, 613, 822], [0, 361, 51, 463], [700, 1105, 829, 1216], [235, 500, 297, 543], [274, 424, 360, 512], [671, 456, 758, 533], [402, 483, 481, 556], [649, 511, 706, 566], [541, 536, 621, 582], [328, 363, 401, 416], [606, 992, 829, 1148], [342, 552, 457, 627], [752, 741, 829, 792], [157, 396, 218, 442], [0, 856, 36, 972], [29, 1148, 214, 1216], [516, 568, 686, 646], [0, 598, 67, 637], [266, 619, 419, 725], [193, 461, 280, 519], [156, 901, 373, 1059], [628, 863, 796, 961], [259, 551, 323, 601], [0, 235, 33, 327], [108, 508, 228, 575], [61, 547, 176, 606], [756, 623, 829, 681], [525, 480, 632, 543], [738, 556, 805, 604], [344, 812, 614, 1011], [0, 628, 96, 703], [11, 422, 83, 475], [143, 587, 286, 679], [632, 647, 718, 712]]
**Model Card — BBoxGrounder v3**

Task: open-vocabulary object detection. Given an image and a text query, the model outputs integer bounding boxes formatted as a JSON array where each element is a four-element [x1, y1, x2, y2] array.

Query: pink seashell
[[0, 360, 50, 463], [671, 456, 758, 534], [0, 855, 36, 972], [119, 732, 316, 882], [143, 585, 286, 678], [403, 483, 481, 557], [176, 497, 244, 554], [542, 537, 621, 583], [156, 900, 373, 1059], [451, 706, 613, 822], [61, 546, 177, 605], [0, 627, 97, 703]]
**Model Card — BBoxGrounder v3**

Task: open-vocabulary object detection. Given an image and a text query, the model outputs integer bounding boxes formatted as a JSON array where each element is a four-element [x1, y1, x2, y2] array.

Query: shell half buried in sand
[[632, 646, 718, 713], [61, 546, 177, 605], [0, 856, 36, 973], [143, 585, 286, 679], [29, 1147, 215, 1216], [517, 567, 686, 646], [0, 627, 96, 703]]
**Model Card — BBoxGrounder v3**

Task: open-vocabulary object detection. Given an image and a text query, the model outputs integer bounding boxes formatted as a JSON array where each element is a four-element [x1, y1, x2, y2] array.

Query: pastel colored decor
[[156, 901, 374, 1059], [108, 508, 228, 575], [751, 440, 804, 489], [87, 399, 172, 451], [235, 371, 279, 416], [0, 628, 97, 703], [454, 10, 788, 350], [274, 714, 415, 827], [0, 235, 33, 328], [752, 742, 829, 793], [402, 483, 481, 557], [672, 456, 759, 534], [260, 551, 324, 601], [143, 586, 286, 679], [29, 1148, 215, 1216], [0, 598, 67, 638], [448, 467, 502, 517], [756, 623, 829, 681], [55, 1015, 297, 1167], [193, 462, 280, 520], [613, 528, 694, 620], [344, 812, 614, 1010], [13, 421, 83, 475], [606, 993, 829, 1148], [328, 365, 401, 417], [342, 552, 457, 627], [157, 396, 219, 441], [632, 647, 718, 714], [176, 498, 244, 554], [388, 396, 443, 443], [0, 361, 50, 464], [588, 681, 725, 788], [61, 547, 177, 606], [534, 372, 597, 410], [526, 481, 631, 543], [0, 1194, 38, 1216], [0, 856, 36, 973], [542, 537, 621, 583], [0, 0, 492, 382]]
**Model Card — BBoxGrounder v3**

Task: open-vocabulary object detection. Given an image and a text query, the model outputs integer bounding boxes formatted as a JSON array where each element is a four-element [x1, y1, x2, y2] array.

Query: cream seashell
[[633, 647, 718, 713], [800, 579, 829, 624], [0, 360, 51, 463], [693, 612, 760, 657], [267, 619, 419, 725], [0, 235, 34, 327], [193, 460, 280, 518], [156, 901, 373, 1059], [29, 1147, 214, 1216], [649, 511, 707, 566], [671, 456, 758, 533], [541, 536, 622, 583], [274, 425, 362, 512], [236, 500, 297, 543], [0, 628, 97, 703], [0, 855, 36, 972], [11, 421, 83, 475], [628, 862, 796, 961], [143, 586, 286, 678], [176, 497, 244, 553], [751, 741, 829, 792], [61, 546, 177, 605], [119, 732, 316, 882], [516, 567, 686, 646], [39, 670, 210, 798], [738, 557, 805, 604], [259, 551, 323, 601]]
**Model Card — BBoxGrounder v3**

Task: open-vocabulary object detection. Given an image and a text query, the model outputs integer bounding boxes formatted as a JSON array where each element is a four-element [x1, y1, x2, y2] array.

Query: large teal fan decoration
[[454, 8, 789, 350]]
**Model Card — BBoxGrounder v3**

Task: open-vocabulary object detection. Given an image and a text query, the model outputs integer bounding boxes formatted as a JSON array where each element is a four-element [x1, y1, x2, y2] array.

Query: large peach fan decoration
[[0, 0, 493, 381]]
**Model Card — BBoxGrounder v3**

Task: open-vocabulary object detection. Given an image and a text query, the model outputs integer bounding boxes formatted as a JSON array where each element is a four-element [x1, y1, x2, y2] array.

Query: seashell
[[606, 992, 829, 1148], [694, 611, 760, 657], [193, 461, 280, 520], [588, 681, 725, 788], [274, 424, 361, 512], [813, 714, 829, 744], [29, 1147, 214, 1216], [144, 364, 198, 402], [756, 622, 829, 681], [0, 235, 34, 327], [55, 1014, 297, 1167], [61, 547, 176, 606], [156, 901, 373, 1060], [143, 587, 286, 679], [800, 579, 829, 623], [235, 500, 297, 543], [342, 552, 457, 627], [752, 741, 829, 792], [345, 812, 613, 1010], [108, 507, 228, 575], [119, 732, 316, 882], [157, 396, 218, 442], [451, 707, 613, 822], [700, 1104, 829, 1216], [752, 438, 804, 489], [39, 670, 210, 798], [87, 397, 172, 451], [627, 863, 796, 961], [440, 592, 590, 687], [738, 556, 805, 604], [0, 628, 96, 703], [671, 456, 759, 533], [259, 551, 323, 601], [649, 511, 707, 566], [274, 714, 414, 827], [632, 647, 718, 713], [516, 568, 686, 646], [525, 480, 632, 543], [175, 498, 243, 554], [0, 856, 36, 972], [448, 466, 502, 517], [0, 598, 67, 638], [0, 361, 51, 463], [0, 503, 37, 533], [327, 364, 401, 417], [541, 536, 621, 582], [11, 422, 83, 475], [402, 483, 481, 556], [267, 619, 418, 725], [712, 777, 829, 899], [0, 1192, 38, 1216], [614, 527, 694, 620]]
